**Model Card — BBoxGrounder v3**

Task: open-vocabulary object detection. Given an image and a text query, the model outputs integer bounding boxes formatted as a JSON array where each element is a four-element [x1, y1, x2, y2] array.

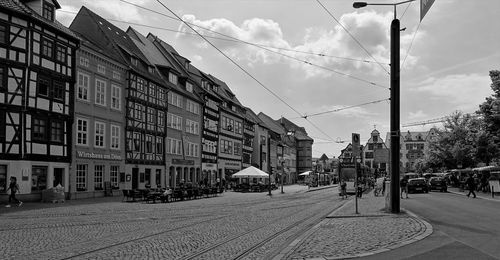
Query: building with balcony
[[70, 7, 168, 191], [0, 0, 78, 200], [71, 36, 126, 199]]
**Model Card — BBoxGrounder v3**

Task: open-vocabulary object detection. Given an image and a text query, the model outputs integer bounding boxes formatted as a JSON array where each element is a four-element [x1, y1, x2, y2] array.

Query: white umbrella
[[232, 166, 269, 178], [299, 171, 312, 176]]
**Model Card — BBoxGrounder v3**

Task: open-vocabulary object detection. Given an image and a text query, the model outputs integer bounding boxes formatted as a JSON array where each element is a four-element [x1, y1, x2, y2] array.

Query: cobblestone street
[[0, 186, 430, 260]]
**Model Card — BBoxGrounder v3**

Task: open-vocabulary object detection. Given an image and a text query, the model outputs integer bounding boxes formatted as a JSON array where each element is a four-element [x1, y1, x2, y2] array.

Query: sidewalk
[[446, 187, 500, 202], [276, 190, 433, 260]]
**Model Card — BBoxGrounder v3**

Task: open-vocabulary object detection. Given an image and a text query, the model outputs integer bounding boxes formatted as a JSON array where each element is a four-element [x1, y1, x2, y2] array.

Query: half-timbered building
[[0, 0, 78, 200], [70, 7, 167, 190]]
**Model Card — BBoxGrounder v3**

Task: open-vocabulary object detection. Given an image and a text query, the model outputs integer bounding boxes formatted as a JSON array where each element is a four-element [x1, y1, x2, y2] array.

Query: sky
[[57, 0, 500, 158]]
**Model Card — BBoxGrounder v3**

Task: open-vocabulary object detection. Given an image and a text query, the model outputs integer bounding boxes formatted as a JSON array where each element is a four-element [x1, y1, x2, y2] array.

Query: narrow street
[[0, 186, 344, 260], [361, 191, 500, 260]]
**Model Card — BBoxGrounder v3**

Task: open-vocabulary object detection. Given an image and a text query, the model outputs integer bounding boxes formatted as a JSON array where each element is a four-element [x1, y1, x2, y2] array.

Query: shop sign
[[172, 159, 195, 165], [77, 151, 122, 161]]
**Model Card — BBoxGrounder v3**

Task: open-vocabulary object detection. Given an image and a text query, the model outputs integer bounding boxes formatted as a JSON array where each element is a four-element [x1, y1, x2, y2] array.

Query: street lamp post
[[353, 0, 414, 214]]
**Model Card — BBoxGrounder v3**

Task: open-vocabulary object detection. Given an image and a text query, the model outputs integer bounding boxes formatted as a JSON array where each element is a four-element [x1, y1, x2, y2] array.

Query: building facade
[[362, 129, 389, 176], [0, 0, 78, 201], [71, 39, 126, 199]]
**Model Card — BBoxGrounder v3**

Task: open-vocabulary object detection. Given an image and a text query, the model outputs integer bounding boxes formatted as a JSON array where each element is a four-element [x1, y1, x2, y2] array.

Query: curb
[[447, 190, 500, 202]]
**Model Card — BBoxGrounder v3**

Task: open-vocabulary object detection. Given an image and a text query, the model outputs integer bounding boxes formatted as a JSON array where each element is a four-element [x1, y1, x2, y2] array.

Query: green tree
[[477, 70, 500, 164], [427, 112, 480, 170]]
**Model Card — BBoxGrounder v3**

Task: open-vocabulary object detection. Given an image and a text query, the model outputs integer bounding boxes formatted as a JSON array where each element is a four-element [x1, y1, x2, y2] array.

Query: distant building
[[0, 0, 79, 200], [362, 129, 389, 176]]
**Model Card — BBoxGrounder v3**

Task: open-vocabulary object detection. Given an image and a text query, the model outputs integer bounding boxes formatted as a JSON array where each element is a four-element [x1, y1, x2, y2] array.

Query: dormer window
[[168, 72, 178, 85], [184, 61, 190, 70], [148, 66, 155, 74], [212, 85, 218, 92], [186, 82, 193, 93], [42, 1, 55, 21]]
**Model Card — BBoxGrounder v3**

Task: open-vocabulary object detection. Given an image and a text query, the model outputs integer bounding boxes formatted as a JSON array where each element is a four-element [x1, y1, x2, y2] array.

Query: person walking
[[400, 176, 409, 199], [6, 176, 22, 207], [466, 174, 476, 198], [340, 180, 347, 199]]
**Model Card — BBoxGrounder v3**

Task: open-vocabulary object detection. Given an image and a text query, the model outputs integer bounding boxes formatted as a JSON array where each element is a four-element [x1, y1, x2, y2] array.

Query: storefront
[[219, 159, 242, 183], [202, 162, 218, 186], [167, 159, 201, 188]]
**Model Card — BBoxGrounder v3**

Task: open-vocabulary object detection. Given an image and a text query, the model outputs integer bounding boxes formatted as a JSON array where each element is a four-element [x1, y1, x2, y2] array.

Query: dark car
[[429, 177, 447, 192], [407, 178, 429, 194]]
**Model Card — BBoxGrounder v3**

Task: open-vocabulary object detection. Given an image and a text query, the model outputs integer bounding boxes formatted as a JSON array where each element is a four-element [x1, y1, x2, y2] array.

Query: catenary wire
[[315, 0, 390, 75], [290, 98, 389, 120], [119, 0, 387, 65], [401, 21, 421, 70], [399, 1, 412, 20]]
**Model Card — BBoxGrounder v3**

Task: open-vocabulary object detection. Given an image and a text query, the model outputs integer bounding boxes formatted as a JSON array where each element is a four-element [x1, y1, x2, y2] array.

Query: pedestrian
[[400, 176, 409, 199], [466, 174, 476, 198], [340, 180, 347, 199], [6, 176, 22, 207], [382, 177, 386, 196]]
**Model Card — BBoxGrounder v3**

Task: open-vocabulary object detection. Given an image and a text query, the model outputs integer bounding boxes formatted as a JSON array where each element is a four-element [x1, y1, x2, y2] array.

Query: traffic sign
[[420, 0, 435, 21]]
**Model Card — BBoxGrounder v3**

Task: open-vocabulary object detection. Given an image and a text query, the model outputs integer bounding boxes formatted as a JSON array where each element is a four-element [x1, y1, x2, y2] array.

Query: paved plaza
[[0, 185, 431, 260]]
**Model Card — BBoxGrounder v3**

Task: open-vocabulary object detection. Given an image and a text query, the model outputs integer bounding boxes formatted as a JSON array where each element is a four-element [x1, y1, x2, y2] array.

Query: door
[[53, 168, 64, 187], [132, 168, 139, 190]]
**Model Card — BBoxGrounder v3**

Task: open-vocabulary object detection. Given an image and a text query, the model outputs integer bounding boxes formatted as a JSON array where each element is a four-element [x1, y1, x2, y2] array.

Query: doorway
[[53, 168, 64, 187], [132, 168, 139, 190]]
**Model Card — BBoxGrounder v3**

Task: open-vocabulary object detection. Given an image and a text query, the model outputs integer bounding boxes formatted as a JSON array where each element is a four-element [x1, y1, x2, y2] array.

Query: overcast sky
[[57, 0, 500, 158]]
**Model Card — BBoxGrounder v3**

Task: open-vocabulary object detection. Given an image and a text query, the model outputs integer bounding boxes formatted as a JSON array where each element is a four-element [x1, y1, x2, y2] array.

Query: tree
[[477, 70, 500, 164], [426, 111, 480, 170]]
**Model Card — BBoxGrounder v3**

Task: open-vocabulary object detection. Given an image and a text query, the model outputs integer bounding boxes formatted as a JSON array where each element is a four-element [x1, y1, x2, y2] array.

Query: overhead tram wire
[[401, 21, 421, 70], [291, 98, 389, 120], [315, 0, 390, 75], [118, 0, 388, 90], [399, 1, 412, 20], [118, 0, 386, 66]]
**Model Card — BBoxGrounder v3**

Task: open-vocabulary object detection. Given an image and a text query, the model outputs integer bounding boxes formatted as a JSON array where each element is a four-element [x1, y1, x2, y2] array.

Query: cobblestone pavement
[[276, 191, 433, 260], [0, 186, 430, 260]]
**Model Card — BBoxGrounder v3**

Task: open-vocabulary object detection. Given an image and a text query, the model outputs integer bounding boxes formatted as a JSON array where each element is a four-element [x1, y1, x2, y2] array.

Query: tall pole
[[281, 160, 284, 193], [354, 155, 359, 214], [390, 15, 401, 213]]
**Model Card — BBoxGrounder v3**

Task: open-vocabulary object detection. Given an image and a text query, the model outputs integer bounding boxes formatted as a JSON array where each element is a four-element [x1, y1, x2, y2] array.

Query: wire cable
[[399, 1, 412, 20], [315, 0, 390, 75], [401, 21, 421, 70], [292, 98, 389, 120]]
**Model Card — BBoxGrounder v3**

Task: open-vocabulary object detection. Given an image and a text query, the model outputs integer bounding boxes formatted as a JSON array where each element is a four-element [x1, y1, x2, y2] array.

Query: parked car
[[407, 178, 429, 193], [428, 177, 447, 192]]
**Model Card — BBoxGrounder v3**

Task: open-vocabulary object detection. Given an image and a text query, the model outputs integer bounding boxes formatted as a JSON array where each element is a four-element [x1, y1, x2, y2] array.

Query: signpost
[[352, 133, 360, 214], [420, 0, 435, 21]]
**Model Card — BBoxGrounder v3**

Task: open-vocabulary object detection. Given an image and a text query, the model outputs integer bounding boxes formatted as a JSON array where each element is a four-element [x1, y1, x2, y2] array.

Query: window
[[110, 124, 120, 150], [131, 57, 138, 66], [157, 111, 165, 127], [137, 78, 144, 93], [0, 23, 7, 45], [31, 166, 47, 192], [50, 120, 63, 143], [41, 38, 53, 58], [76, 164, 88, 191], [95, 79, 106, 106], [133, 132, 141, 152], [76, 118, 88, 145], [110, 166, 119, 188], [234, 142, 241, 156], [111, 84, 121, 110], [42, 1, 55, 21], [97, 64, 106, 74], [186, 119, 199, 135], [158, 88, 166, 101], [94, 165, 104, 190], [112, 71, 121, 80], [55, 45, 67, 63], [94, 121, 105, 148], [32, 118, 47, 141], [79, 56, 89, 67], [186, 100, 200, 114], [149, 84, 156, 98], [0, 165, 6, 193], [52, 81, 65, 101], [146, 135, 153, 153], [167, 113, 182, 130], [186, 142, 199, 157], [148, 66, 155, 74], [38, 76, 50, 97], [166, 138, 182, 155], [168, 92, 182, 107], [168, 72, 178, 85], [220, 139, 232, 154], [235, 121, 242, 135], [186, 82, 193, 92], [155, 169, 161, 186], [0, 66, 5, 90], [156, 137, 163, 154], [147, 108, 155, 124], [135, 103, 143, 120]]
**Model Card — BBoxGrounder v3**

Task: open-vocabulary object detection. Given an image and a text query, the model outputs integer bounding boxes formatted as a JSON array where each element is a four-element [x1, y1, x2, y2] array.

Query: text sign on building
[[77, 151, 122, 161], [352, 133, 360, 156], [420, 0, 435, 21]]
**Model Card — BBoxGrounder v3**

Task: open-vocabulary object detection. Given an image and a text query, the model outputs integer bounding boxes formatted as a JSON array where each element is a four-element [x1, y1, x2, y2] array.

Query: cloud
[[84, 0, 151, 23], [176, 11, 421, 79], [408, 110, 428, 120], [414, 73, 493, 110]]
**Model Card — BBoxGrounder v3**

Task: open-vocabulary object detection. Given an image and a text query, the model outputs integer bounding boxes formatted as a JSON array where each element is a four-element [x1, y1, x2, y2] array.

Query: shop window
[[0, 165, 6, 193], [31, 166, 47, 192], [145, 169, 151, 186], [110, 166, 119, 188], [76, 164, 87, 191], [155, 169, 161, 187], [94, 165, 104, 190]]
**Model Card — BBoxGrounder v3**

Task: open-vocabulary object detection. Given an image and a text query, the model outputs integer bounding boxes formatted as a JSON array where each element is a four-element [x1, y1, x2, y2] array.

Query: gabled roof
[[207, 74, 243, 107], [244, 107, 267, 128], [278, 117, 313, 141], [258, 112, 285, 135], [0, 0, 77, 40]]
